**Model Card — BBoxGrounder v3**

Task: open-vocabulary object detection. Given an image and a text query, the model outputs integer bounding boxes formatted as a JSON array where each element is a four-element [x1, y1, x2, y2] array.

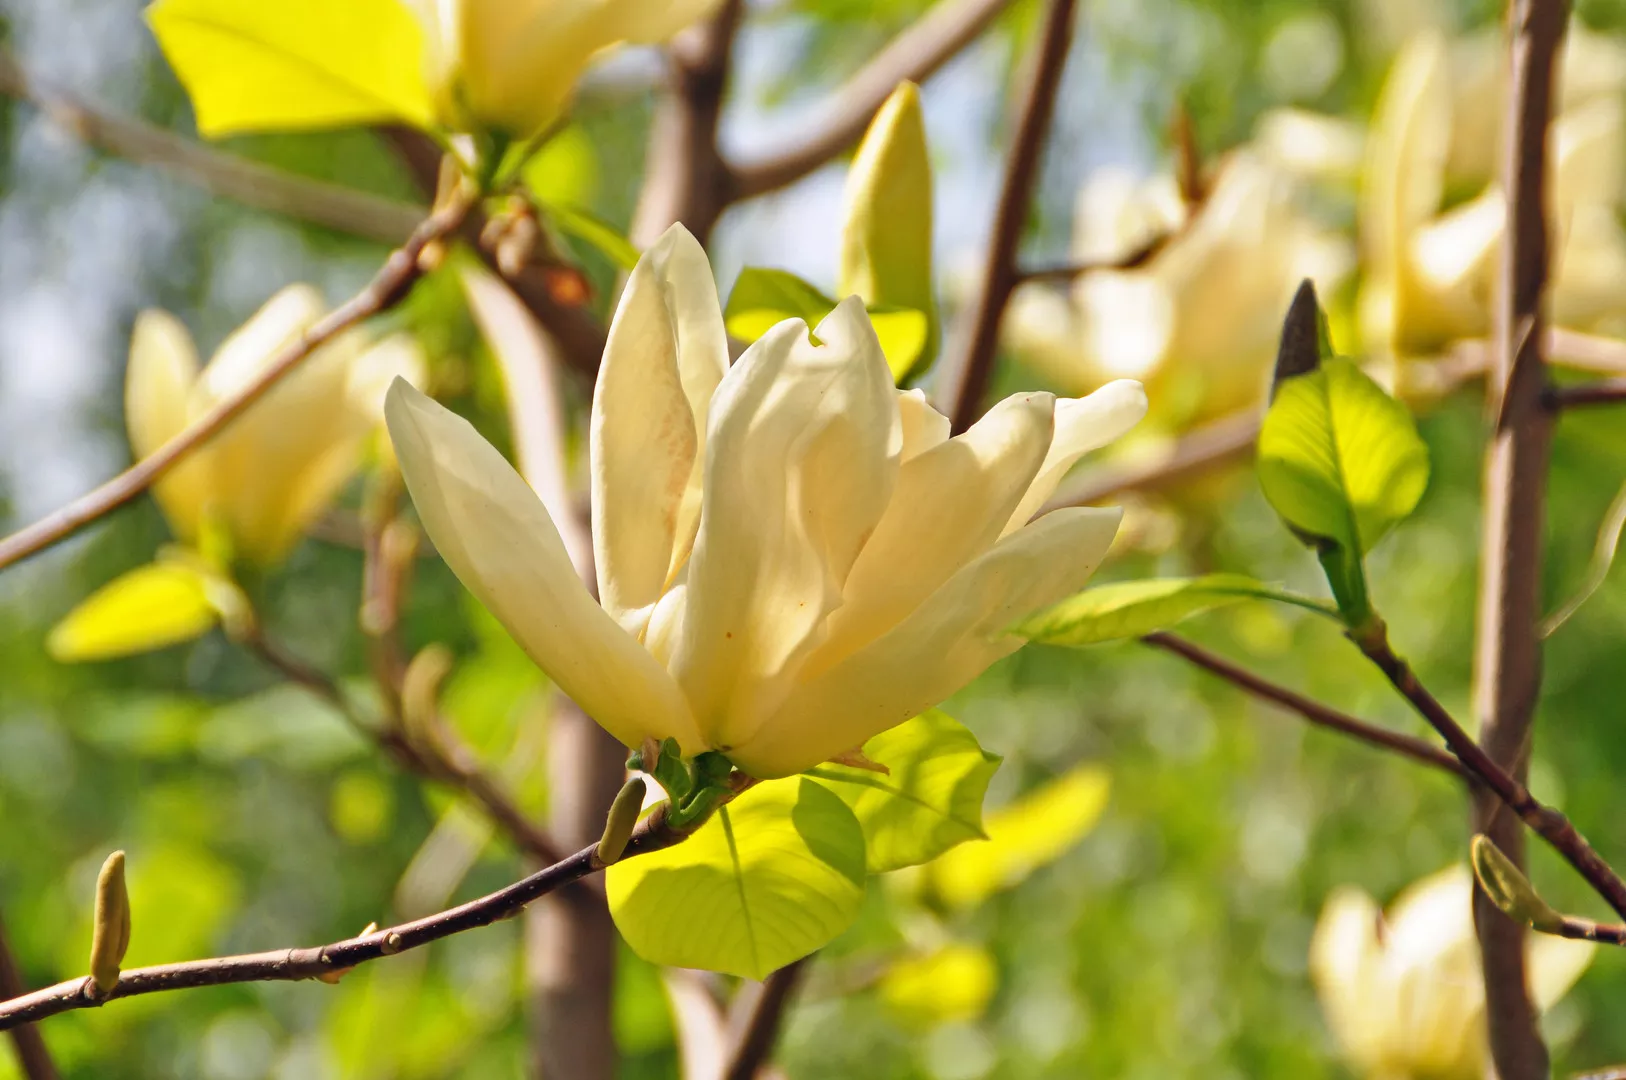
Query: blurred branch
[[0, 194, 473, 574], [1547, 377, 1626, 409], [1141, 633, 1471, 780], [1014, 236, 1165, 284], [0, 911, 57, 1080], [936, 0, 1078, 434], [1043, 410, 1261, 511], [1473, 0, 1569, 1075], [730, 0, 1017, 198], [0, 48, 421, 245], [722, 957, 811, 1080], [0, 817, 690, 1033]]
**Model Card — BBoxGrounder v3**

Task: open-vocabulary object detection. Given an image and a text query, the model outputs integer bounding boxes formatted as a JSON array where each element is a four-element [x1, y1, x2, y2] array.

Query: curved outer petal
[[592, 224, 728, 634], [804, 392, 1055, 681], [1001, 380, 1147, 536], [897, 388, 950, 463], [673, 299, 901, 753], [126, 309, 211, 543], [728, 506, 1122, 779], [386, 379, 703, 752], [1308, 886, 1387, 1072]]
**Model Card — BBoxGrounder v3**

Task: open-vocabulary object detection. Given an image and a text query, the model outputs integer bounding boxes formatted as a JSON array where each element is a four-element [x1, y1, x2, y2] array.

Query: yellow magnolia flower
[[128, 284, 424, 566], [1359, 29, 1626, 360], [1006, 151, 1351, 428], [386, 226, 1147, 778], [1310, 865, 1594, 1080]]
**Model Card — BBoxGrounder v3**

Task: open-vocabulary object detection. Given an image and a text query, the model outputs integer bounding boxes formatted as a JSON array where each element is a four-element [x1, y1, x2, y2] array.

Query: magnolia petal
[[674, 299, 901, 753], [615, 0, 728, 43], [1528, 933, 1595, 1013], [1002, 380, 1147, 536], [897, 388, 950, 463], [386, 379, 702, 752], [729, 506, 1121, 779], [804, 392, 1056, 681], [126, 310, 211, 544], [1364, 33, 1452, 275], [592, 225, 728, 634], [1308, 886, 1386, 1071]]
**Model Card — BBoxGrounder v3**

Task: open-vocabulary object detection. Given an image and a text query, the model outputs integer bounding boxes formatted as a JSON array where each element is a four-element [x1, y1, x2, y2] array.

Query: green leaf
[[606, 778, 867, 979], [543, 203, 641, 272], [146, 0, 434, 138], [47, 561, 221, 662], [724, 267, 929, 383], [923, 765, 1110, 910], [806, 711, 1000, 873], [1014, 574, 1335, 646]]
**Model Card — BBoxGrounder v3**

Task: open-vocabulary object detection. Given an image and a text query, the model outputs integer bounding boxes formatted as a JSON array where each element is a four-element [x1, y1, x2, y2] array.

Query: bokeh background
[[4, 0, 1626, 1076]]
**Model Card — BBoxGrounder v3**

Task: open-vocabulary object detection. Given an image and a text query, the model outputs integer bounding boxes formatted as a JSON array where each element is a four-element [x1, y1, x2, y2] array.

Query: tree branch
[[0, 194, 473, 574], [722, 957, 811, 1080], [1141, 633, 1471, 779], [936, 0, 1078, 434], [0, 818, 686, 1033], [729, 0, 1018, 199], [1546, 377, 1626, 410], [0, 911, 57, 1080]]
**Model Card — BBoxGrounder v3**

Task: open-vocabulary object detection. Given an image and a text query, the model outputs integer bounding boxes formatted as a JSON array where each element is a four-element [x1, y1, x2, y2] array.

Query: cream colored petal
[[1308, 886, 1387, 1072], [1553, 97, 1624, 212], [727, 506, 1121, 779], [1076, 272, 1173, 381], [897, 388, 950, 463], [1002, 380, 1147, 536], [386, 379, 703, 752], [613, 0, 727, 43], [1364, 33, 1452, 275], [804, 392, 1055, 682], [199, 284, 328, 400], [672, 298, 901, 753], [592, 224, 728, 634], [1528, 934, 1595, 1012], [1072, 167, 1185, 264], [126, 310, 211, 544]]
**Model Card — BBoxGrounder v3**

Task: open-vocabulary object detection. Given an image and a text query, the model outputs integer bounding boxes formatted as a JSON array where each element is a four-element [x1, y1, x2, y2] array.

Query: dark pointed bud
[[597, 777, 648, 866], [1271, 280, 1326, 399], [89, 850, 130, 995]]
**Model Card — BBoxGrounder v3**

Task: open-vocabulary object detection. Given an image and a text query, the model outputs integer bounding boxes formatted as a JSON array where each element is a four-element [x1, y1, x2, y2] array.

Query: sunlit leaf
[[924, 766, 1110, 910], [879, 943, 998, 1029], [807, 711, 999, 873], [867, 305, 933, 384], [544, 204, 642, 271], [145, 0, 434, 137], [725, 267, 927, 382], [606, 778, 867, 979], [1014, 574, 1334, 646], [47, 561, 221, 662]]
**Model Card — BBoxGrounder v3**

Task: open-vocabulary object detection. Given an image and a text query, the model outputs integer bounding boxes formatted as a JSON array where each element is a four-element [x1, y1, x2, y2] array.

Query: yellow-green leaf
[[544, 204, 641, 272], [724, 267, 927, 382], [606, 779, 866, 980], [47, 561, 221, 662], [807, 711, 999, 873], [867, 306, 933, 384], [841, 81, 937, 382], [1015, 574, 1334, 646], [146, 0, 434, 138], [923, 766, 1109, 910], [880, 944, 998, 1029]]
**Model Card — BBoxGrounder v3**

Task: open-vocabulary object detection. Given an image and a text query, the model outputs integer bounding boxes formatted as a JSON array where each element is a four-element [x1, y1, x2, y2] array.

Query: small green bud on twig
[[598, 777, 647, 866], [1472, 834, 1565, 933], [89, 850, 130, 996]]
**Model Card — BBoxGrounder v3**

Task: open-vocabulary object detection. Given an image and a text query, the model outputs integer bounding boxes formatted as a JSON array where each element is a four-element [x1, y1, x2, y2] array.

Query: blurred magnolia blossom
[[128, 284, 424, 566], [1004, 149, 1352, 429], [386, 226, 1147, 779], [1310, 865, 1594, 1080], [1360, 27, 1626, 364]]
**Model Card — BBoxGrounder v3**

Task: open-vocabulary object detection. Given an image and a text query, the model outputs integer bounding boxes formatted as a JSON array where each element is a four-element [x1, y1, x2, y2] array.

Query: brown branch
[[936, 0, 1078, 434], [1473, 1, 1569, 1076], [722, 957, 812, 1080], [729, 0, 1018, 199], [1014, 236, 1166, 284], [1141, 633, 1471, 780], [0, 911, 57, 1080], [0, 49, 421, 245], [1547, 377, 1626, 410], [0, 195, 472, 574], [0, 818, 686, 1033], [1043, 410, 1261, 511]]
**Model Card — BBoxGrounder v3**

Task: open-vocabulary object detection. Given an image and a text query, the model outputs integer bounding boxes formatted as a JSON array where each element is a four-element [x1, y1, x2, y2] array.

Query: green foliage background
[[4, 0, 1626, 1076]]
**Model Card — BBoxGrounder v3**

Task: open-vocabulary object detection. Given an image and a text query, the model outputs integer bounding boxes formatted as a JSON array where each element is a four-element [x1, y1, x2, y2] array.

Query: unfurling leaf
[[90, 850, 131, 995], [606, 779, 866, 979], [807, 711, 999, 873], [598, 777, 647, 866], [145, 0, 434, 137], [1014, 574, 1334, 646], [923, 766, 1109, 910], [1257, 286, 1429, 624], [880, 943, 998, 1029], [841, 81, 937, 383], [1471, 834, 1565, 933], [724, 267, 931, 383], [48, 559, 223, 662]]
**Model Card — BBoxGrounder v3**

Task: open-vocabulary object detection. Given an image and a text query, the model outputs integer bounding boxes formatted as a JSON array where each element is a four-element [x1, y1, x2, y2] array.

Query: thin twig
[[1547, 377, 1626, 409], [936, 0, 1078, 434], [0, 911, 57, 1080], [1540, 476, 1626, 637], [0, 49, 421, 245], [729, 0, 1018, 199], [1141, 633, 1471, 780], [0, 195, 472, 574], [1014, 237, 1166, 284], [0, 818, 686, 1033], [723, 957, 812, 1080]]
